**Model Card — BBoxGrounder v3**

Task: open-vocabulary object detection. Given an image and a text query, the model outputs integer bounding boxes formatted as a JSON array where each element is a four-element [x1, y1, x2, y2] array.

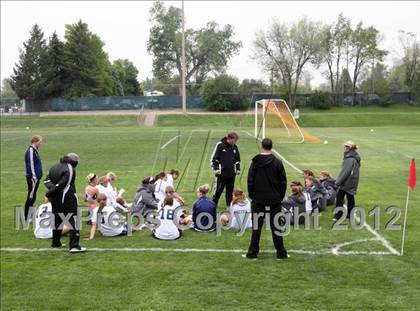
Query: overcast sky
[[1, 1, 419, 87]]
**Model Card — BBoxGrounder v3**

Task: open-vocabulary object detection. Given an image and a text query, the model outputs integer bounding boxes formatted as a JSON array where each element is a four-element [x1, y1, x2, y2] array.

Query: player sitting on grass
[[220, 189, 252, 232], [106, 172, 129, 213], [99, 193, 139, 237], [304, 176, 328, 212], [34, 202, 70, 239], [132, 177, 159, 217], [84, 173, 100, 239], [319, 171, 337, 205], [302, 169, 314, 179], [192, 184, 216, 232], [84, 193, 107, 240], [152, 196, 184, 240], [154, 172, 169, 202], [281, 181, 312, 225], [166, 169, 180, 188]]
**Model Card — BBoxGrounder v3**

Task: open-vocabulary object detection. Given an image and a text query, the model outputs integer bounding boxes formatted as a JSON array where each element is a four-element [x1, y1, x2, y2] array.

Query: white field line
[[160, 135, 181, 149], [244, 131, 399, 255], [0, 246, 392, 256]]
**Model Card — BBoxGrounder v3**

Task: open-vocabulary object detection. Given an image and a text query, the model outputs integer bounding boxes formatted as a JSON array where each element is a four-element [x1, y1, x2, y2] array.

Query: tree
[[201, 74, 246, 111], [349, 22, 387, 104], [319, 14, 352, 104], [62, 20, 113, 97], [359, 62, 390, 95], [238, 79, 270, 98], [111, 59, 141, 96], [44, 32, 66, 98], [147, 1, 242, 94], [398, 30, 420, 100], [337, 68, 353, 94], [10, 24, 48, 100], [1, 78, 18, 100], [253, 17, 323, 107]]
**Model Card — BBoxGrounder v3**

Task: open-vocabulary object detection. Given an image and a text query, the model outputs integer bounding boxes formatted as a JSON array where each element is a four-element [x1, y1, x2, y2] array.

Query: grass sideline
[[1, 107, 420, 310]]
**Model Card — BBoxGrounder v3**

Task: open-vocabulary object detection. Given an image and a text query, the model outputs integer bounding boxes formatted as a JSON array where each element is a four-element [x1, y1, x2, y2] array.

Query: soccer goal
[[255, 99, 321, 144]]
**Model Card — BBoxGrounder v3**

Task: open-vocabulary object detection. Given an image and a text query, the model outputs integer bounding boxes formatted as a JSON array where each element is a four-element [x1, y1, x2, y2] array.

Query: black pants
[[213, 175, 235, 207], [24, 177, 40, 220], [51, 194, 80, 249], [247, 202, 288, 258], [335, 189, 355, 219]]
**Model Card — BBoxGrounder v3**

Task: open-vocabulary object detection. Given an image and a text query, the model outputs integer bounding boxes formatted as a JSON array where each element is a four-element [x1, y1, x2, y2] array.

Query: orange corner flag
[[408, 159, 416, 190]]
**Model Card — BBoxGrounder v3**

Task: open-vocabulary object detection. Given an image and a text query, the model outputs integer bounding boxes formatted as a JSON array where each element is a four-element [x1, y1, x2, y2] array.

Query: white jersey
[[97, 184, 118, 207], [99, 205, 125, 237], [154, 179, 168, 202], [230, 199, 252, 231], [34, 203, 53, 239], [166, 174, 174, 187], [154, 204, 181, 240]]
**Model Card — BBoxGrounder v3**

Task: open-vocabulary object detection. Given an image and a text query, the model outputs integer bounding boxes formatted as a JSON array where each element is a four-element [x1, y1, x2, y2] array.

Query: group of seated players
[[34, 167, 338, 241]]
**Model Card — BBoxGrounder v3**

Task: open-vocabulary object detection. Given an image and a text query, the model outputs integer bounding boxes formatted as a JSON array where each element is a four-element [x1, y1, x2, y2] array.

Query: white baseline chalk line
[[244, 131, 399, 255], [0, 243, 393, 256]]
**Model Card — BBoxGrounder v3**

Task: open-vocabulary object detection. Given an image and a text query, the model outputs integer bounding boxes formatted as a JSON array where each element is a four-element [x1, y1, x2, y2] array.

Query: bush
[[312, 91, 332, 109], [378, 93, 393, 107], [201, 75, 247, 111]]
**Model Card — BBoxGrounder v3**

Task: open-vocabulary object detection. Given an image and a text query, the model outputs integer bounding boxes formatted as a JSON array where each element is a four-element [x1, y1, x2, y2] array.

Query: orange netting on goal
[[264, 100, 322, 143]]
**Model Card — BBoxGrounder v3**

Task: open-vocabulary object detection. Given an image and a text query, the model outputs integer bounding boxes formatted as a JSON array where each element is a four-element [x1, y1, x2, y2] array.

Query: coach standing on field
[[24, 135, 43, 220], [45, 153, 85, 253], [211, 132, 240, 207], [244, 138, 288, 260]]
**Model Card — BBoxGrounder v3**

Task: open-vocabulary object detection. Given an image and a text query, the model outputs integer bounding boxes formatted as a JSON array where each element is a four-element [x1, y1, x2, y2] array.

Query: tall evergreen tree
[[44, 32, 65, 98], [62, 20, 112, 97], [10, 24, 48, 100]]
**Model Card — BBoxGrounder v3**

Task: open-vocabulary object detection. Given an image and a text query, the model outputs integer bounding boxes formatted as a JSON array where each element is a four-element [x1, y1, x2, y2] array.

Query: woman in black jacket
[[333, 141, 361, 220]]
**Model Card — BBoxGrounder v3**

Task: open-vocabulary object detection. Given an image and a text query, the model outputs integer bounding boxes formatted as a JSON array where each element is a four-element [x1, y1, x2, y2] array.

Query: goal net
[[255, 99, 321, 144]]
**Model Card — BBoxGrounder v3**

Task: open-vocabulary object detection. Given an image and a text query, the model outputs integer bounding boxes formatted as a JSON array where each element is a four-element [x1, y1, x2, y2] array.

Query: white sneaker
[[69, 247, 86, 253]]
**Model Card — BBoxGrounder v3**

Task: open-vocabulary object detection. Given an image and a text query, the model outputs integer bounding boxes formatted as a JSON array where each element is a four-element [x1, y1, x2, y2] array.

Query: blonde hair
[[106, 172, 116, 180], [86, 173, 97, 183], [30, 135, 42, 143], [197, 184, 210, 195], [98, 176, 108, 186], [344, 140, 358, 150]]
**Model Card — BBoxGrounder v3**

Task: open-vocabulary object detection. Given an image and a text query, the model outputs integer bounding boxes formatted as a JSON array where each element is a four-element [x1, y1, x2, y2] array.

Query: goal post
[[255, 99, 316, 144]]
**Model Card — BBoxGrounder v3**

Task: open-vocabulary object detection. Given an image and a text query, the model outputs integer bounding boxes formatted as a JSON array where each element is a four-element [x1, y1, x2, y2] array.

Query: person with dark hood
[[210, 131, 240, 207], [319, 171, 337, 205], [132, 177, 159, 217], [282, 181, 312, 225], [333, 140, 361, 220], [244, 138, 288, 260], [44, 153, 85, 253]]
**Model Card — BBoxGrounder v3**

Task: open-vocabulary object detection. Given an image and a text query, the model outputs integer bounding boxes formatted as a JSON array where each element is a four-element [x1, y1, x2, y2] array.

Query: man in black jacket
[[44, 153, 85, 253], [244, 138, 288, 260], [210, 132, 240, 207]]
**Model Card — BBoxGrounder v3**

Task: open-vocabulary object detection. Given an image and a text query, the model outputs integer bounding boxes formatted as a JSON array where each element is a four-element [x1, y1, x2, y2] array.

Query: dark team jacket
[[44, 159, 77, 206], [211, 137, 240, 178], [247, 154, 287, 205], [25, 145, 42, 179], [192, 196, 217, 231]]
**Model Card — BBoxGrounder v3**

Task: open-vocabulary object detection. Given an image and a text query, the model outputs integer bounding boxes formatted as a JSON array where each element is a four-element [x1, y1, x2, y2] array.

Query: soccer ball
[[370, 129, 374, 132], [323, 140, 329, 145]]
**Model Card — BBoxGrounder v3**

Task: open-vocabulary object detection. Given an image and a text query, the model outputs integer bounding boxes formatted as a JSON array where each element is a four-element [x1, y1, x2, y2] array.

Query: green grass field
[[1, 106, 420, 310]]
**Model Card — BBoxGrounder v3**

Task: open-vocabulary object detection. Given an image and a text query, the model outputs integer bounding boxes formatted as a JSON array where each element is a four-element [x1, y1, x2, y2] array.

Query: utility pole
[[181, 0, 187, 114]]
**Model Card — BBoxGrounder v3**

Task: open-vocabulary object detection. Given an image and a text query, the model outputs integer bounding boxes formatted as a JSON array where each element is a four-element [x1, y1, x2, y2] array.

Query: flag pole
[[400, 186, 410, 256]]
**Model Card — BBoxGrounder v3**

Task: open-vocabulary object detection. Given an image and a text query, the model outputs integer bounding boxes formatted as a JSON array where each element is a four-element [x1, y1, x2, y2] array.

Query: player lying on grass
[[220, 189, 252, 232], [281, 181, 312, 225], [192, 184, 216, 232], [34, 202, 70, 239], [304, 176, 328, 212]]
